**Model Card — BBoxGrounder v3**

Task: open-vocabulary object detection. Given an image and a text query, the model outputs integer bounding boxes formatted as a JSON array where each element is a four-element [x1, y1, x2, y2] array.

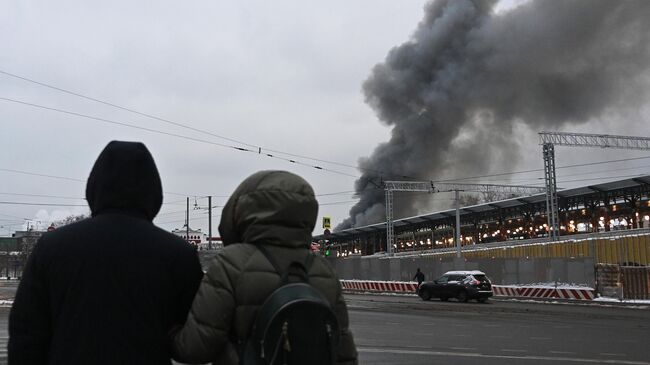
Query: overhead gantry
[[384, 181, 546, 257], [539, 132, 650, 241]]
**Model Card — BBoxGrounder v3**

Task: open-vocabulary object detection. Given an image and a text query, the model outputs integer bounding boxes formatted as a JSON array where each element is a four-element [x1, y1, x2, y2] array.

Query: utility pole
[[455, 190, 461, 258], [186, 197, 190, 244], [208, 196, 212, 250]]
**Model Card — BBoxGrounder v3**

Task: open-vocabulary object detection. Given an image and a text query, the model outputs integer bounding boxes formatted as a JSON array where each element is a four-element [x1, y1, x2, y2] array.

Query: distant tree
[[480, 191, 518, 203], [53, 214, 89, 227], [458, 194, 480, 207]]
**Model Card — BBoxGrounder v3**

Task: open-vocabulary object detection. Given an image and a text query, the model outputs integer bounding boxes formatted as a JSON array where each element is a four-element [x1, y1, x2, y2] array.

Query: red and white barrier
[[492, 285, 518, 297], [555, 288, 596, 300], [340, 280, 418, 293], [518, 287, 556, 298], [340, 280, 595, 300]]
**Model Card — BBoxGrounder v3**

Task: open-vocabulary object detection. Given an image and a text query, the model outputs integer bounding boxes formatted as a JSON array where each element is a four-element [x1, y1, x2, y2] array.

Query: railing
[[388, 228, 650, 258]]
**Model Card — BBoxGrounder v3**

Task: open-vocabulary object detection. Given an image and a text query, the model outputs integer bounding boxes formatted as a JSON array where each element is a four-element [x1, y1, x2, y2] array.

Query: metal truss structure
[[384, 181, 546, 257], [540, 132, 650, 150], [539, 132, 650, 241]]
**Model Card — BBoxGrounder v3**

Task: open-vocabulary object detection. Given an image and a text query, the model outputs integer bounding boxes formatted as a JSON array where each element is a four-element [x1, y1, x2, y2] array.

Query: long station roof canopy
[[316, 175, 650, 241]]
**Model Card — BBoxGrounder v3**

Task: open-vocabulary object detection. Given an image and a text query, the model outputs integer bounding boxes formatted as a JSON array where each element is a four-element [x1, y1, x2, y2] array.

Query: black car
[[418, 270, 493, 303]]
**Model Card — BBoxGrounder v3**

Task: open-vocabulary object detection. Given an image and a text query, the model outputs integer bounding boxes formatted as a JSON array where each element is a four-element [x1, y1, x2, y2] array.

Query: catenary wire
[[0, 97, 362, 179], [0, 69, 400, 178]]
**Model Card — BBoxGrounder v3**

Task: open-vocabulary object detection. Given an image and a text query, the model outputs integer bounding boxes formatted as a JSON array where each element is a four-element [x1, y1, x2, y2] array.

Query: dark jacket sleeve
[[171, 246, 204, 326], [8, 238, 51, 364]]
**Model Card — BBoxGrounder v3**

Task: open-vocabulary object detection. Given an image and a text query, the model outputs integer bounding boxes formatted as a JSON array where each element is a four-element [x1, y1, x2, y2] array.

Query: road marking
[[386, 322, 400, 325], [450, 347, 477, 351], [601, 353, 627, 357], [358, 347, 650, 364], [501, 349, 527, 353]]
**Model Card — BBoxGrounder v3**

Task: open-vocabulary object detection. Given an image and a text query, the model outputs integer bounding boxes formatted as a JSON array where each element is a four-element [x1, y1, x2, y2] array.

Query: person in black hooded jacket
[[8, 141, 204, 365]]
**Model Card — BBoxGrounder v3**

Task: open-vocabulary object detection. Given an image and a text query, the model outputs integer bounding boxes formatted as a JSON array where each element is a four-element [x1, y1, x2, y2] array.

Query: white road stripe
[[600, 353, 627, 357], [358, 347, 650, 364]]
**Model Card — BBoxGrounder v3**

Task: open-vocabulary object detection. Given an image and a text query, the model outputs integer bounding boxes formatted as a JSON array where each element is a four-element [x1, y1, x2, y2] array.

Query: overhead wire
[[2, 71, 650, 203], [0, 69, 401, 178], [0, 167, 210, 198], [0, 97, 362, 179], [0, 201, 88, 207], [4, 70, 650, 187], [0, 192, 85, 200], [434, 155, 650, 183]]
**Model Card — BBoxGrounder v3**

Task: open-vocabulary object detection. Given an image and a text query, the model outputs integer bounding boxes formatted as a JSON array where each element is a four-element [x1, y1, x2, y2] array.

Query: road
[[0, 291, 648, 364], [347, 293, 650, 365]]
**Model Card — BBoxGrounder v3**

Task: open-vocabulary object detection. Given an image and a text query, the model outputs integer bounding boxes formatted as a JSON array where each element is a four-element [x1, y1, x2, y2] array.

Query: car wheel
[[440, 296, 448, 302], [478, 298, 488, 303], [420, 289, 431, 301], [456, 290, 468, 303]]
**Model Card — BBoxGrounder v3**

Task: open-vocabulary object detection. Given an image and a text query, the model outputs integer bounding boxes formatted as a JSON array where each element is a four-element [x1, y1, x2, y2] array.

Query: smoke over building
[[337, 0, 650, 230]]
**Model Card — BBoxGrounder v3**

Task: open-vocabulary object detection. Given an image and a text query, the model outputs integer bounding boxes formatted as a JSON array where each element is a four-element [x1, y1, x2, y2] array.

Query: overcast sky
[[2, 0, 649, 237]]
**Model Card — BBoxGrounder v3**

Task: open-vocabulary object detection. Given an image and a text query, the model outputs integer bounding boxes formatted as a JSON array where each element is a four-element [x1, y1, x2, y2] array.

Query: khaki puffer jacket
[[172, 170, 358, 365]]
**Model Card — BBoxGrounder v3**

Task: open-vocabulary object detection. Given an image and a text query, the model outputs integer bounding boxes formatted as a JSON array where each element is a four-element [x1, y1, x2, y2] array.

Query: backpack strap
[[256, 244, 314, 284]]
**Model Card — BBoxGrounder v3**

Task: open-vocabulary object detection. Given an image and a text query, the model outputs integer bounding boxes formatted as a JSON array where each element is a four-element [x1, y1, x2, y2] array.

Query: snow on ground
[[592, 297, 650, 305], [501, 282, 594, 290]]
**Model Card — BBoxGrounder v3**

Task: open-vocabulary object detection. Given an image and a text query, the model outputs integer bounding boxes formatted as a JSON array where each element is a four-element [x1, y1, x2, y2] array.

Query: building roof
[[315, 175, 650, 241]]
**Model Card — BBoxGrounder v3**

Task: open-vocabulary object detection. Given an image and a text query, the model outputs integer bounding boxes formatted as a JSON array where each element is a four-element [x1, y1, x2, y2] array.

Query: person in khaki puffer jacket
[[171, 170, 358, 365]]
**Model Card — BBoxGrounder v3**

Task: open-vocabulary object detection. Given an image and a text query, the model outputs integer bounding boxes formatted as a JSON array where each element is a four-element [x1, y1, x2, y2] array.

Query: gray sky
[[1, 0, 649, 237]]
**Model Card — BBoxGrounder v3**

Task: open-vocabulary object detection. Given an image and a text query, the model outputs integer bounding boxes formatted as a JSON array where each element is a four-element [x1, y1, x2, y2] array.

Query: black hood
[[85, 141, 163, 221]]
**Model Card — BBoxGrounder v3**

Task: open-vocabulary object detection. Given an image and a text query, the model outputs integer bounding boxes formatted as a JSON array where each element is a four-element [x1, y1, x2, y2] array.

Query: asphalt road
[[0, 291, 648, 364], [346, 293, 650, 365]]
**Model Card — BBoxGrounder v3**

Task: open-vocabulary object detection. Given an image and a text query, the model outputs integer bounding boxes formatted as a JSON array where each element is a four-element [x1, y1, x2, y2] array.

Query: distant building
[[172, 225, 223, 250], [13, 230, 44, 256]]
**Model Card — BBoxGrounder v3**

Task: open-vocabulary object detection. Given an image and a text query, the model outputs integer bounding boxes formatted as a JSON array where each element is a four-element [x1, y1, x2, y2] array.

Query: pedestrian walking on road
[[413, 268, 425, 293], [171, 170, 358, 365], [8, 141, 203, 365]]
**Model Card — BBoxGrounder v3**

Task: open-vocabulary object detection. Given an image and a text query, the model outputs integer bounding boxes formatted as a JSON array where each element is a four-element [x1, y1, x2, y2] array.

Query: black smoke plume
[[337, 0, 650, 230]]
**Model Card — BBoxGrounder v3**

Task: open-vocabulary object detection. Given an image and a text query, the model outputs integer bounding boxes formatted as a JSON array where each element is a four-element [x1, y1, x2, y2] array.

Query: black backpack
[[240, 245, 340, 365]]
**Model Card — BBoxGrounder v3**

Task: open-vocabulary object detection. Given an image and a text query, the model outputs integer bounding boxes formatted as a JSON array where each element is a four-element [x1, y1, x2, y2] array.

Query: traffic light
[[325, 249, 331, 257]]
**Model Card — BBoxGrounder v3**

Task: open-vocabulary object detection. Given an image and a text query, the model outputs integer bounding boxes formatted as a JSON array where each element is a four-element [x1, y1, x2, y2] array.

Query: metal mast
[[539, 132, 650, 241], [384, 181, 434, 256], [384, 181, 546, 257]]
